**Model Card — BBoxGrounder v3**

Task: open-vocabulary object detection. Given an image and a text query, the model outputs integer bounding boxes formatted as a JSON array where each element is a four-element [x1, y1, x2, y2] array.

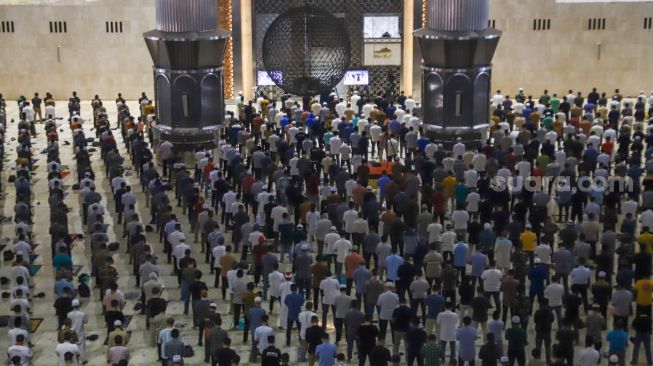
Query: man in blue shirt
[[425, 285, 445, 336], [315, 333, 337, 366], [52, 246, 73, 273], [606, 321, 629, 365], [376, 173, 390, 204], [54, 274, 75, 298], [470, 251, 489, 290], [528, 258, 549, 310], [351, 262, 371, 307], [456, 316, 478, 365], [452, 241, 469, 282], [385, 250, 403, 282], [284, 284, 304, 346]]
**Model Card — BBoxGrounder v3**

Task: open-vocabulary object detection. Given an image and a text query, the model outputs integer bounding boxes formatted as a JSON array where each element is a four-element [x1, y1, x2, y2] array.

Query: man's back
[[164, 338, 184, 360]]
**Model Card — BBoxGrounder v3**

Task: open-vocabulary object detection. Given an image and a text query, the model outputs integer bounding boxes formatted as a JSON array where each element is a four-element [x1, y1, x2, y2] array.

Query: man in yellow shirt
[[634, 278, 653, 317], [520, 224, 538, 265], [637, 228, 653, 254], [442, 174, 457, 213]]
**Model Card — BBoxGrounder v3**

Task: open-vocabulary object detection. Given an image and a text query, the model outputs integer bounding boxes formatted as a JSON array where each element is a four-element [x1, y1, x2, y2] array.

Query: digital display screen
[[363, 16, 400, 39], [343, 70, 369, 86]]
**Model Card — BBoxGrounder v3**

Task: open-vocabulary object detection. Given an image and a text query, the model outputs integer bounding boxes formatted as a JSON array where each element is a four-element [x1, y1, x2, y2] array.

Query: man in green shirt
[[505, 316, 528, 366], [539, 90, 551, 105], [421, 334, 441, 366], [550, 94, 561, 113]]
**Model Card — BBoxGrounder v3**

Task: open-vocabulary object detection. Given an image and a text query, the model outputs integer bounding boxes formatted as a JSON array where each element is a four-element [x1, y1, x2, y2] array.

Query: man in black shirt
[[146, 287, 168, 327], [214, 338, 238, 366], [260, 335, 282, 366], [391, 298, 414, 355], [189, 271, 208, 319], [555, 320, 578, 366], [405, 318, 426, 366], [369, 338, 392, 366], [533, 300, 554, 364], [53, 287, 73, 328], [631, 314, 653, 365], [305, 316, 324, 366], [356, 315, 379, 366]]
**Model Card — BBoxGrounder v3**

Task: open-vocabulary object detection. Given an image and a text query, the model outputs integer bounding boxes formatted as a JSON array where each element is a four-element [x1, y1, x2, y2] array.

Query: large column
[[240, 0, 254, 101], [415, 0, 501, 147], [402, 0, 414, 96], [144, 0, 230, 148]]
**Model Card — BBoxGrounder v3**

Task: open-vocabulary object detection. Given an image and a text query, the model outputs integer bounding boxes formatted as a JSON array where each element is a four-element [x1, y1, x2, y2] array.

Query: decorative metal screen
[[262, 5, 351, 96], [255, 0, 401, 96]]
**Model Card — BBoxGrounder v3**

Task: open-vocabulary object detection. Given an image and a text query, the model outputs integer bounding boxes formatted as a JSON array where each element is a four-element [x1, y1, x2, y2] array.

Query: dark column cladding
[[415, 0, 501, 147], [144, 0, 230, 148]]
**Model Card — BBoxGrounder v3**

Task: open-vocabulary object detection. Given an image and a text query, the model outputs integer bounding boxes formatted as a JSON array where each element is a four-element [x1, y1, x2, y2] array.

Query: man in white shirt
[[376, 283, 399, 340], [335, 100, 346, 118], [481, 264, 503, 310], [350, 92, 361, 111], [362, 102, 375, 119], [173, 239, 191, 270], [451, 208, 470, 240], [7, 334, 32, 366], [221, 189, 237, 228], [167, 224, 185, 248], [334, 237, 352, 278], [427, 222, 443, 244], [45, 103, 56, 120], [55, 331, 80, 366], [297, 302, 318, 362], [369, 123, 382, 157], [405, 97, 416, 113], [329, 134, 342, 163], [570, 258, 591, 312], [491, 91, 505, 107], [342, 203, 358, 238], [544, 276, 565, 327], [437, 303, 459, 364], [268, 269, 285, 312], [7, 318, 30, 346], [535, 242, 552, 264], [319, 276, 340, 329], [578, 341, 600, 366], [441, 226, 457, 262], [254, 315, 275, 355], [67, 299, 88, 363], [22, 102, 35, 124]]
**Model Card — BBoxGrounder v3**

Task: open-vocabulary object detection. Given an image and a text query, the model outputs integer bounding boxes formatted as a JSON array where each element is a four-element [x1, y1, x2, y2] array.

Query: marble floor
[[0, 100, 646, 366]]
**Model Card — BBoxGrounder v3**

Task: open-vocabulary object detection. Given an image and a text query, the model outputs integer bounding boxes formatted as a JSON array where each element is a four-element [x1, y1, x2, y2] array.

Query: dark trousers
[[571, 284, 589, 312], [335, 318, 344, 343], [198, 322, 205, 346], [410, 298, 427, 323], [631, 333, 653, 365], [407, 351, 424, 366], [534, 332, 552, 363], [220, 276, 228, 298], [269, 296, 280, 312], [286, 318, 300, 346], [440, 341, 456, 363], [321, 304, 335, 330], [508, 348, 526, 366], [358, 349, 370, 366], [233, 304, 242, 329], [243, 316, 250, 343], [379, 319, 389, 341]]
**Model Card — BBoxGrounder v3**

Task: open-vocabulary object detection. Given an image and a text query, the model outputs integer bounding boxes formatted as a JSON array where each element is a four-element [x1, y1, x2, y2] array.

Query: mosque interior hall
[[1, 0, 653, 366]]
